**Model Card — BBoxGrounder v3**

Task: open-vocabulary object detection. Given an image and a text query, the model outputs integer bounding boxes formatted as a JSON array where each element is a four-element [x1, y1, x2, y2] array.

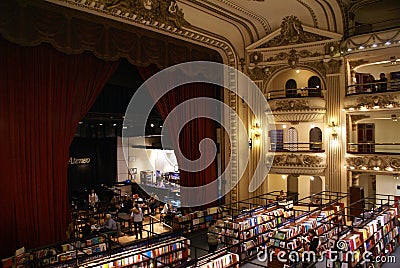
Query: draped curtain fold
[[0, 38, 119, 257], [137, 65, 219, 208]]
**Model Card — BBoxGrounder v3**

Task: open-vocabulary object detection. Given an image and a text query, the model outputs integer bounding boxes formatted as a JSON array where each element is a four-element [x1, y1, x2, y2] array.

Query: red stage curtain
[[137, 65, 219, 208], [0, 38, 119, 257]]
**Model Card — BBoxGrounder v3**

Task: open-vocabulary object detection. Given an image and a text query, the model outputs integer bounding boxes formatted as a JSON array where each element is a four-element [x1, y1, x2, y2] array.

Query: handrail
[[267, 87, 325, 100], [346, 79, 400, 96], [344, 17, 400, 38]]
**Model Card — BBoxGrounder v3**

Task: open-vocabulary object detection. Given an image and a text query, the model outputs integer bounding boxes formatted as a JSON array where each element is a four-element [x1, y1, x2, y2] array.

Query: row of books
[[80, 237, 190, 268], [197, 253, 239, 268]]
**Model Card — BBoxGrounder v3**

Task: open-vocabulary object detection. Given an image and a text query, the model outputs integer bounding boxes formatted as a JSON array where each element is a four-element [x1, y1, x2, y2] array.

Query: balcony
[[270, 142, 324, 153], [347, 143, 400, 155], [268, 151, 326, 175], [346, 80, 400, 96], [267, 87, 325, 100], [267, 91, 326, 123]]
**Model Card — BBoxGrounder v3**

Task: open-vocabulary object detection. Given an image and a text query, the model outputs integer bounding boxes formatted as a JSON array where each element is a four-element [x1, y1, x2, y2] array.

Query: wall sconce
[[252, 123, 261, 138], [329, 121, 338, 139]]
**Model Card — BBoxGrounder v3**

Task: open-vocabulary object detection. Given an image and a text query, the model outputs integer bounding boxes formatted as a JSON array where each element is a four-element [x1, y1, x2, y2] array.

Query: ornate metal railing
[[346, 80, 400, 96], [267, 88, 325, 100], [345, 18, 400, 38], [270, 142, 324, 152], [347, 143, 400, 154]]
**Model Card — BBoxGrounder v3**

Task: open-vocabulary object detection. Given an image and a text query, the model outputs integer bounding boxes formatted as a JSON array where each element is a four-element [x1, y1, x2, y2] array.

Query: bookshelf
[[219, 204, 295, 263], [173, 206, 227, 233], [266, 203, 345, 268], [27, 235, 108, 267], [80, 236, 190, 268], [331, 205, 400, 268], [191, 249, 239, 268]]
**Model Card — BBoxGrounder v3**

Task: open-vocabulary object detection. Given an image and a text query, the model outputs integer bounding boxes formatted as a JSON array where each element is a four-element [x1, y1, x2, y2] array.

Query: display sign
[[68, 157, 91, 165]]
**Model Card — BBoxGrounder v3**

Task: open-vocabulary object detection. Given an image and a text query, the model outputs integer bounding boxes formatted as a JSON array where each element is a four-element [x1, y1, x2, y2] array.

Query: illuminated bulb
[[387, 167, 394, 172], [311, 124, 315, 129], [360, 106, 367, 111], [349, 108, 355, 111], [361, 166, 367, 170], [310, 176, 314, 181], [359, 46, 365, 49], [372, 44, 377, 48], [385, 41, 391, 46], [373, 106, 380, 109], [282, 175, 287, 180], [113, 123, 117, 126], [150, 123, 154, 127], [350, 166, 355, 170], [282, 124, 287, 129], [99, 123, 103, 126], [374, 167, 380, 171], [347, 48, 352, 52], [296, 69, 300, 74]]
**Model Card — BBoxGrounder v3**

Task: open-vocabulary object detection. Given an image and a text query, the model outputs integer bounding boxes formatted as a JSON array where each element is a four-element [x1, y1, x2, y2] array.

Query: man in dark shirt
[[378, 73, 388, 91]]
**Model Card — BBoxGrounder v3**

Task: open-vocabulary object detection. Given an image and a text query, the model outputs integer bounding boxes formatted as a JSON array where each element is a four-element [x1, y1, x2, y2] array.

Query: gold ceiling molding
[[216, 0, 271, 33], [260, 16, 329, 48], [1, 0, 237, 67], [296, 0, 318, 28]]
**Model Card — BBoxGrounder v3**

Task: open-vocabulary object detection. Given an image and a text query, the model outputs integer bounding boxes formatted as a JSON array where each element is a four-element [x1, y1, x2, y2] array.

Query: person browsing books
[[207, 220, 221, 253]]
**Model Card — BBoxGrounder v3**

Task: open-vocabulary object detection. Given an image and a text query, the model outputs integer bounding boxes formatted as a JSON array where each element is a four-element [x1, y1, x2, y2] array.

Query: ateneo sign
[[68, 157, 91, 165]]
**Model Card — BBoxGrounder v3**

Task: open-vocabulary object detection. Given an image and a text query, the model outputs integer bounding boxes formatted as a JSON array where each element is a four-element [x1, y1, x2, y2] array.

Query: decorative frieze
[[346, 155, 400, 172], [268, 153, 326, 175], [345, 94, 399, 109]]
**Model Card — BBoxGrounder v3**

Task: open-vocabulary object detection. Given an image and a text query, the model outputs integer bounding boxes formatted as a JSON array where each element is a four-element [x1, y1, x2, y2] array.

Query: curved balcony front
[[267, 152, 326, 175], [267, 93, 326, 123]]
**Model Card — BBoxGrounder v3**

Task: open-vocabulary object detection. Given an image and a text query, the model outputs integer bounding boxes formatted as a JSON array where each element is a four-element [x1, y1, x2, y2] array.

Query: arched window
[[288, 127, 298, 151], [309, 127, 322, 151], [285, 79, 297, 97], [308, 76, 322, 97]]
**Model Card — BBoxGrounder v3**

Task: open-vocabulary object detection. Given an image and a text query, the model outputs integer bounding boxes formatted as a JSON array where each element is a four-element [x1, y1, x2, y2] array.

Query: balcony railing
[[346, 80, 400, 96], [270, 142, 324, 152], [347, 143, 400, 154], [345, 18, 400, 38], [267, 88, 324, 100]]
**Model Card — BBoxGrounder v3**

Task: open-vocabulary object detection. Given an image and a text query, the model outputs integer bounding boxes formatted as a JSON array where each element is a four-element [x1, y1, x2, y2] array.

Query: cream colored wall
[[376, 174, 400, 197], [267, 174, 287, 193], [298, 175, 311, 200], [268, 69, 318, 90], [356, 118, 400, 153]]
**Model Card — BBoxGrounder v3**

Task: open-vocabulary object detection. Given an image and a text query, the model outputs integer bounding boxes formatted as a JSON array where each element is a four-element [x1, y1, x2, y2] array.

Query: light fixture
[[248, 138, 253, 148], [150, 123, 155, 127], [310, 176, 314, 181], [387, 167, 394, 172], [253, 123, 261, 137], [99, 123, 103, 126], [392, 114, 398, 122], [347, 48, 352, 52], [385, 41, 391, 46], [373, 167, 380, 171], [79, 121, 83, 124], [296, 69, 300, 74], [359, 46, 365, 50], [282, 124, 287, 129], [372, 44, 378, 48], [282, 175, 287, 180], [329, 121, 338, 139]]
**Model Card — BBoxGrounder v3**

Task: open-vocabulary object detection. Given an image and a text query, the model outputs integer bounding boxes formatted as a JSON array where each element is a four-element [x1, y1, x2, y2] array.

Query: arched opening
[[287, 175, 299, 202], [285, 79, 297, 97], [307, 76, 322, 97], [309, 127, 322, 151], [310, 176, 323, 195], [288, 127, 298, 151]]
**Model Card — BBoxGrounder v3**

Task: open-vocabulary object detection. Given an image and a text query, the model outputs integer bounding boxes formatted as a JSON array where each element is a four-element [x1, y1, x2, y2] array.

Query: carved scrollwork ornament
[[323, 59, 342, 74]]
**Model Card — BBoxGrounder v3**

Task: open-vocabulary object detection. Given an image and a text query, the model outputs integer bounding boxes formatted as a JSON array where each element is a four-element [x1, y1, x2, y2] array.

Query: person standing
[[131, 203, 143, 239], [88, 189, 99, 209], [378, 72, 388, 91], [207, 220, 220, 253]]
